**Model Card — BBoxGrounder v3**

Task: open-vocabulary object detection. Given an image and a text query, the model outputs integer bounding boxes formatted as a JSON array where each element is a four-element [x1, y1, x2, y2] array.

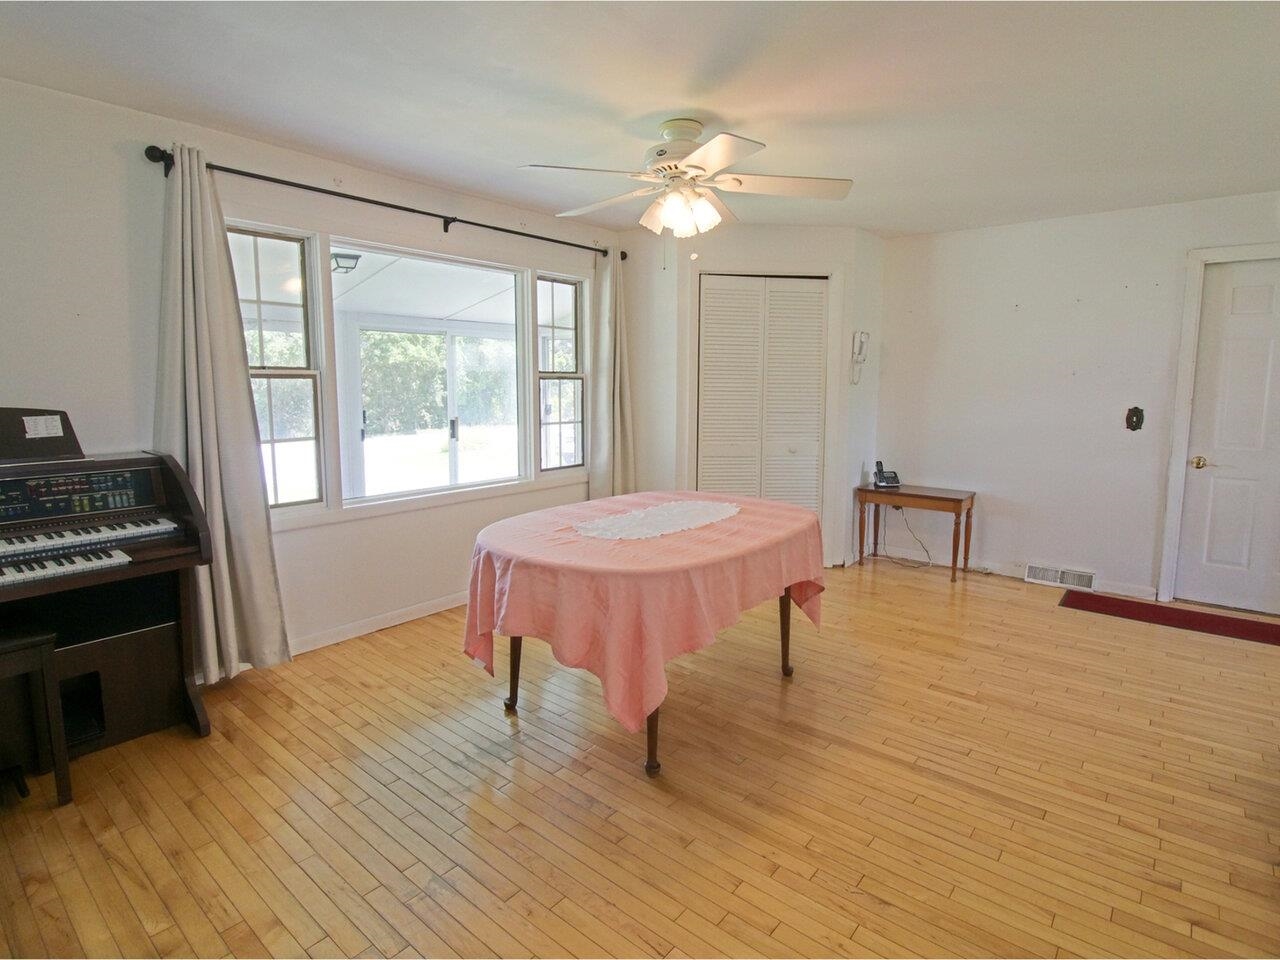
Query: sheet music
[[22, 415, 64, 439]]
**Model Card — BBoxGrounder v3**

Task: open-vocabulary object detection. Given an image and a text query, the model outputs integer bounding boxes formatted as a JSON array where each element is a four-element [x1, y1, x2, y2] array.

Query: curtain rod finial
[[145, 145, 174, 176]]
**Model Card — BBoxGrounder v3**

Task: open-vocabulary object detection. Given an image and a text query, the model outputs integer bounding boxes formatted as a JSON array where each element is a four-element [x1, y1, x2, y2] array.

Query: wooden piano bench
[[0, 628, 71, 805]]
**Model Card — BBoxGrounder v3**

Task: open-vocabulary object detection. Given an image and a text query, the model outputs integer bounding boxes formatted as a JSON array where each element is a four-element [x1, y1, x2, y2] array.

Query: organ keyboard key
[[0, 517, 178, 562], [0, 549, 131, 585]]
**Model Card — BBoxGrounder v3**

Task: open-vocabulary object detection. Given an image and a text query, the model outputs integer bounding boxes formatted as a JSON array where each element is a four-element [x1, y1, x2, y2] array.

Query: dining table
[[463, 490, 824, 773]]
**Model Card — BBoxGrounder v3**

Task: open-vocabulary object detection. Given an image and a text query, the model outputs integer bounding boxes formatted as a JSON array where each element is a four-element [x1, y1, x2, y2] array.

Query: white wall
[[620, 228, 680, 492], [0, 78, 617, 649], [880, 192, 1280, 597]]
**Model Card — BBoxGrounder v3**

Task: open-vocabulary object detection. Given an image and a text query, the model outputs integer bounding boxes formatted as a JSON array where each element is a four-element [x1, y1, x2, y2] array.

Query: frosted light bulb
[[660, 192, 697, 237], [659, 192, 689, 230], [690, 195, 721, 233]]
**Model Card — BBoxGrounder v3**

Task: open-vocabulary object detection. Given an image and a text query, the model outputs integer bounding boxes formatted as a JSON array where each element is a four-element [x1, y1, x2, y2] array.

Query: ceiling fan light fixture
[[531, 118, 852, 237], [659, 191, 693, 231], [639, 198, 665, 235], [690, 193, 722, 233]]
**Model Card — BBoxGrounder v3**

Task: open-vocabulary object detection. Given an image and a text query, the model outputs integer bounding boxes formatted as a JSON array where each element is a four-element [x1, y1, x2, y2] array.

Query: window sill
[[268, 470, 588, 533]]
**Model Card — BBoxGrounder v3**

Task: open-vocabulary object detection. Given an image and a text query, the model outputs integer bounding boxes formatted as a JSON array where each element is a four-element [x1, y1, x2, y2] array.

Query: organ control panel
[[0, 467, 159, 521]]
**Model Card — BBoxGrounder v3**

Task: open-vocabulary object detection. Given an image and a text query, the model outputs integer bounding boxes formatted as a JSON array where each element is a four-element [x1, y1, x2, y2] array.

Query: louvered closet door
[[697, 275, 826, 511], [697, 276, 765, 495], [762, 279, 826, 511]]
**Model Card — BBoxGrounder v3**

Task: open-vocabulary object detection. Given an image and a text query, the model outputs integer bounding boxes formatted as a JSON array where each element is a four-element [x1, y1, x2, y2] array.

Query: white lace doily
[[574, 500, 740, 540]]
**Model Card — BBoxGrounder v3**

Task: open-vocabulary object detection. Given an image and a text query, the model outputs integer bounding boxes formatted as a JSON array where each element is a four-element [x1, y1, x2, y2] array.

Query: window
[[537, 278, 584, 470], [332, 244, 520, 500], [225, 221, 590, 518], [227, 230, 321, 506]]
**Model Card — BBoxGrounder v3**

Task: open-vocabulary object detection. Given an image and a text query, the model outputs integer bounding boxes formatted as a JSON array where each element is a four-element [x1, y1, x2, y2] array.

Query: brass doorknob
[[1190, 456, 1208, 469]]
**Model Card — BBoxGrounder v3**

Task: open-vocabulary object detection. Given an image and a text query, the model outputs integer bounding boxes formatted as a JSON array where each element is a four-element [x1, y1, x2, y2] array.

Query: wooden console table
[[855, 484, 976, 582]]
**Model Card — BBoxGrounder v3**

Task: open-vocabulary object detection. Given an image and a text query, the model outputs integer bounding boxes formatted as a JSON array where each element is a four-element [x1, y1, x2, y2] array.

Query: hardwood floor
[[2, 562, 1279, 958]]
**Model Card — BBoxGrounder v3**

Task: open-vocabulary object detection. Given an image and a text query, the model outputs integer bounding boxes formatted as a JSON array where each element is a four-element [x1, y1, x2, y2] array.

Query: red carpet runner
[[1059, 591, 1280, 646]]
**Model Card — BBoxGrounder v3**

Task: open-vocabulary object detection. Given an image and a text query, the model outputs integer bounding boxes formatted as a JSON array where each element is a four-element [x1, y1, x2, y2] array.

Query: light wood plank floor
[[2, 563, 1279, 958]]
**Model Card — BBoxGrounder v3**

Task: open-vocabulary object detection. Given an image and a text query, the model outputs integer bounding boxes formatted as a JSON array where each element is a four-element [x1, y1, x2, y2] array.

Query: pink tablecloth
[[463, 491, 823, 732]]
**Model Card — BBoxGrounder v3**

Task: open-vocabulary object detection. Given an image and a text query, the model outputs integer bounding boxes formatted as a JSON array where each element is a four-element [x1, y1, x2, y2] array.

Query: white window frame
[[227, 223, 327, 508], [535, 275, 586, 472], [225, 221, 592, 531]]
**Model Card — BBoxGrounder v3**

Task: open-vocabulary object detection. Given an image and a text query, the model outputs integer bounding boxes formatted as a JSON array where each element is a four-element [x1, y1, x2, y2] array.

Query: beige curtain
[[589, 250, 636, 497], [154, 144, 290, 682]]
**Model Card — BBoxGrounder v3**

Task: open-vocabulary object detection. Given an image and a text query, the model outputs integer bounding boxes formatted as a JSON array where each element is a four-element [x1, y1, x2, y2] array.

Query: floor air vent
[[1026, 564, 1096, 591]]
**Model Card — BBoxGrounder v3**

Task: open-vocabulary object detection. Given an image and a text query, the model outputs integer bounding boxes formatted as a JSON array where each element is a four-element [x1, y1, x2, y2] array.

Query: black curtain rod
[[143, 146, 611, 258]]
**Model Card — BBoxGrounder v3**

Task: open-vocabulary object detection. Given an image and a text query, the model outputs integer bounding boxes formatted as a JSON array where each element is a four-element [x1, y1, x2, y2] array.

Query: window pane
[[272, 439, 319, 504], [539, 329, 554, 371], [260, 303, 306, 367], [250, 377, 270, 440], [552, 335, 575, 373], [538, 279, 577, 373], [359, 329, 449, 497], [259, 442, 276, 503], [552, 281, 575, 327], [241, 300, 263, 367], [231, 231, 311, 370], [256, 235, 305, 305], [537, 279, 553, 324], [251, 374, 320, 505], [541, 424, 559, 470], [228, 232, 256, 297], [269, 377, 316, 440], [539, 377, 583, 470], [456, 336, 518, 485], [337, 249, 520, 500], [561, 422, 580, 467]]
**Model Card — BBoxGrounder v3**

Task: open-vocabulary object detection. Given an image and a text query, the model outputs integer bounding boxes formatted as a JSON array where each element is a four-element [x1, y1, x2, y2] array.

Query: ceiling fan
[[524, 118, 852, 238]]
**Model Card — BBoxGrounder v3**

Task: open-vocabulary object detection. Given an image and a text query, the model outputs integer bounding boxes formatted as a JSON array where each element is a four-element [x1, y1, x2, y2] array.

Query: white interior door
[[1174, 258, 1280, 614]]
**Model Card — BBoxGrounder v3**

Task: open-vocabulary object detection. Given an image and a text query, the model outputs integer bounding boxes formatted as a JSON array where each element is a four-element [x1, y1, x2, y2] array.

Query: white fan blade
[[711, 172, 851, 200], [680, 133, 765, 178], [523, 163, 663, 183], [556, 187, 662, 218], [639, 198, 665, 235], [701, 189, 738, 224]]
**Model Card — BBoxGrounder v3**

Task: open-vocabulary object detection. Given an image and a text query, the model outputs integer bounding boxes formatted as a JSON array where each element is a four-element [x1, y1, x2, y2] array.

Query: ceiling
[[1, 2, 1277, 237], [330, 246, 516, 323]]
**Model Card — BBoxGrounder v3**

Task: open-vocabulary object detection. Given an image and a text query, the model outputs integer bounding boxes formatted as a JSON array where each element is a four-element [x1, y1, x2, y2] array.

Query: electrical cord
[[881, 507, 933, 569]]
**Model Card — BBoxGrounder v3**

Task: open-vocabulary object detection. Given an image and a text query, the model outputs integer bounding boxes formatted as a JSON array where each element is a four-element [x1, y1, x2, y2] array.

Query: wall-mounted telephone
[[874, 460, 901, 488], [851, 331, 870, 384]]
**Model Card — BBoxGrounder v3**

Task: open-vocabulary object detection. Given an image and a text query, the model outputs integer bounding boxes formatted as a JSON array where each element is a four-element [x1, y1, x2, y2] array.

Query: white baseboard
[[1092, 580, 1157, 601], [288, 590, 469, 655], [840, 546, 1158, 599]]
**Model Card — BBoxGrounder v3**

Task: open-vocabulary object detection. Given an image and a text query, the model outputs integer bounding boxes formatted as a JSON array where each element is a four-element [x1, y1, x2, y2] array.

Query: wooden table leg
[[779, 588, 794, 677], [872, 504, 881, 557], [504, 636, 522, 712], [645, 708, 661, 776], [950, 512, 961, 583], [964, 506, 973, 572], [857, 499, 866, 564]]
